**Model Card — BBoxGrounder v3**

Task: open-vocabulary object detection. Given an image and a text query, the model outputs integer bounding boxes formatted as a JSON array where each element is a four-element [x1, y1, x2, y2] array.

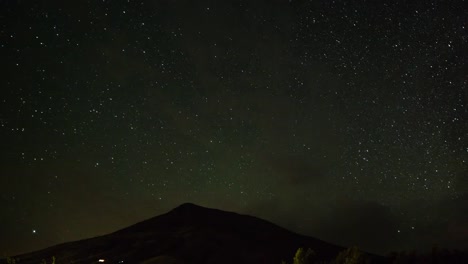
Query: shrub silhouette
[[282, 247, 316, 264], [333, 246, 370, 264], [294, 247, 316, 264]]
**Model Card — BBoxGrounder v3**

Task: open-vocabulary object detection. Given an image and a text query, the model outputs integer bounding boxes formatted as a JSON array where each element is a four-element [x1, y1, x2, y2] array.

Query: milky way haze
[[0, 0, 466, 256]]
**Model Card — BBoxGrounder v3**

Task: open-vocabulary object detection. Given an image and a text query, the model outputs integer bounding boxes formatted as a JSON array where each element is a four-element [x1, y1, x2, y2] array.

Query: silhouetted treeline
[[283, 246, 468, 264], [3, 245, 468, 264], [387, 246, 468, 264]]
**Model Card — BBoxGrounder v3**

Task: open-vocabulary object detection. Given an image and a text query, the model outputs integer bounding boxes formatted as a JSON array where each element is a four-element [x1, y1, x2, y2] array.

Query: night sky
[[1, 0, 467, 256]]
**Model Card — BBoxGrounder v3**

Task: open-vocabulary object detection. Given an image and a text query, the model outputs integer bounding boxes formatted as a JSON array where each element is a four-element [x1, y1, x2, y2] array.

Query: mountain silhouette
[[2, 203, 385, 264]]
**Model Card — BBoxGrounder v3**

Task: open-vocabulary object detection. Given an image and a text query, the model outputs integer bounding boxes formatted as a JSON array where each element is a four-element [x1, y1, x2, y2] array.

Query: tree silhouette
[[297, 247, 316, 264], [334, 246, 370, 264], [282, 247, 316, 264]]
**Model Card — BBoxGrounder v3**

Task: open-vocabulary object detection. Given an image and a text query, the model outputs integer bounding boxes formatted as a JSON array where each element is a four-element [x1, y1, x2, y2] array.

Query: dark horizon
[[1, 0, 466, 257]]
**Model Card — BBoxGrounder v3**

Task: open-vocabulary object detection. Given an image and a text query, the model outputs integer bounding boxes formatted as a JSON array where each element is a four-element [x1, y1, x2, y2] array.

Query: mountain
[[2, 203, 385, 264]]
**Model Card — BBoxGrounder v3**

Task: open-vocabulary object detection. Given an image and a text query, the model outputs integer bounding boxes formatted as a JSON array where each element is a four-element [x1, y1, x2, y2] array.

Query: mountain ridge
[[2, 203, 385, 264]]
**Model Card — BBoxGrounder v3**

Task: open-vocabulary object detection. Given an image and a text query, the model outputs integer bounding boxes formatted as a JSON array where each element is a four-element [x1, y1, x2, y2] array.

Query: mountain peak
[[168, 203, 212, 215], [173, 202, 204, 210]]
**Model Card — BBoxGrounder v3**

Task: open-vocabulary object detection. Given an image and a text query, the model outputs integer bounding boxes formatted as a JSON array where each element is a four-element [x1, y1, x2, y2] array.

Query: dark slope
[[3, 203, 384, 264]]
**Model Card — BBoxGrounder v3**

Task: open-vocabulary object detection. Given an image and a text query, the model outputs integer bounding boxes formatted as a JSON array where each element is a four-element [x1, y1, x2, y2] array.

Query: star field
[[0, 0, 467, 256]]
